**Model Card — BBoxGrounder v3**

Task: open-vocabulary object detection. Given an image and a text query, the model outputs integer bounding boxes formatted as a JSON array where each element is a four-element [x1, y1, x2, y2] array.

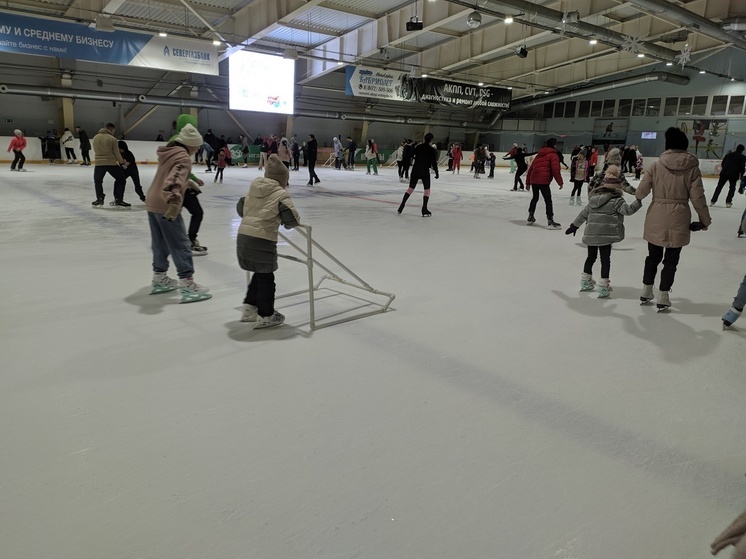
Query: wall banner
[[345, 66, 511, 110], [0, 12, 218, 75], [677, 119, 727, 159]]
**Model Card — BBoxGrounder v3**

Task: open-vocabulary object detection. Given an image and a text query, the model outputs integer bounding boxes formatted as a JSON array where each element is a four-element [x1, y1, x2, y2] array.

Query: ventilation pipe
[[295, 110, 503, 131], [507, 72, 689, 112], [446, 0, 680, 62], [624, 0, 746, 52], [0, 84, 227, 110], [721, 18, 746, 32]]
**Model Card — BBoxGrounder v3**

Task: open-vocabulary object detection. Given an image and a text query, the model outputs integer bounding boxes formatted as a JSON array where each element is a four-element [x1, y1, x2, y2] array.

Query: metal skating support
[[275, 224, 395, 330]]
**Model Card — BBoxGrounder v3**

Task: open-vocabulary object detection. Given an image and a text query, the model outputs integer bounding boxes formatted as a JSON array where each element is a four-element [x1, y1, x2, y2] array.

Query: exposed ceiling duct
[[507, 72, 690, 112], [445, 0, 681, 62], [0, 84, 227, 110], [295, 110, 502, 132], [624, 0, 746, 52]]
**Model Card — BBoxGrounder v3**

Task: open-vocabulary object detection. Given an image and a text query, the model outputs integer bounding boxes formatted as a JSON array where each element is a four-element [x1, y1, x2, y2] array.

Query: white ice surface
[[1, 162, 745, 559]]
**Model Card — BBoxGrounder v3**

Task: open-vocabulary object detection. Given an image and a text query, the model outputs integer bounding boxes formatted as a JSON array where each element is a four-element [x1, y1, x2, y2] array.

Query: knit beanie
[[265, 153, 289, 186], [606, 148, 621, 165], [604, 165, 622, 187], [13, 129, 22, 136], [175, 123, 203, 147], [665, 127, 689, 150]]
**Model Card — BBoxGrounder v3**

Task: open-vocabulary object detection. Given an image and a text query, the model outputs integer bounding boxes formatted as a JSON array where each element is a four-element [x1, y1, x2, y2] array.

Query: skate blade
[[150, 286, 179, 295], [656, 306, 670, 313], [640, 298, 653, 305], [191, 252, 208, 256], [180, 292, 213, 304]]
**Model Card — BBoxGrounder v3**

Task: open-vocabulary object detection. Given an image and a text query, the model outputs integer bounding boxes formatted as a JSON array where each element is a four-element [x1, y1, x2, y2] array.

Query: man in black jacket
[[711, 144, 746, 207], [306, 134, 320, 185], [76, 126, 91, 166], [346, 136, 357, 170]]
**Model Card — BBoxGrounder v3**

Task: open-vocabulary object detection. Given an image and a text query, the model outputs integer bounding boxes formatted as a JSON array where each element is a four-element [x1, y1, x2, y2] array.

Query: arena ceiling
[[3, 0, 745, 101]]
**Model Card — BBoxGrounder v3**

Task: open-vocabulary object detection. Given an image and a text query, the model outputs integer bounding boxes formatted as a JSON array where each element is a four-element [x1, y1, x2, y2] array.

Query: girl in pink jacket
[[7, 129, 27, 171]]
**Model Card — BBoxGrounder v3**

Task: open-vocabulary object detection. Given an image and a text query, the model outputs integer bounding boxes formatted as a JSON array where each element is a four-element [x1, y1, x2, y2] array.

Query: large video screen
[[228, 51, 295, 114]]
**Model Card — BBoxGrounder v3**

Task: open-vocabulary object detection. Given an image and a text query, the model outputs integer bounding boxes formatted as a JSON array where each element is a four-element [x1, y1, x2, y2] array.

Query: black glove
[[689, 221, 704, 231], [565, 224, 578, 236]]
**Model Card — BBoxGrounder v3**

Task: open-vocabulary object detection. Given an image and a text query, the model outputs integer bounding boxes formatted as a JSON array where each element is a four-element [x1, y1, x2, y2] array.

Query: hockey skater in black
[[118, 141, 146, 202], [397, 133, 439, 216]]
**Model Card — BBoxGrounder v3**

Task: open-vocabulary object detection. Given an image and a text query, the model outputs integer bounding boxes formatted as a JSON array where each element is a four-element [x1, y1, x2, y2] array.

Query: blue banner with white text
[[0, 12, 218, 75]]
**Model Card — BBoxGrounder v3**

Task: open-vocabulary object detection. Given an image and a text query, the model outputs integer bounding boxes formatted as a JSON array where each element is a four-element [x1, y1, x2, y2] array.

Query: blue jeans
[[147, 212, 194, 279], [733, 275, 746, 311]]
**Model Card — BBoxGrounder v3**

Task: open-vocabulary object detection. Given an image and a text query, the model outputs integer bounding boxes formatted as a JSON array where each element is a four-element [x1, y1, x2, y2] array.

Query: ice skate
[[150, 273, 179, 294], [656, 291, 671, 312], [191, 239, 208, 256], [580, 273, 596, 292], [241, 304, 258, 322], [739, 230, 744, 238], [547, 219, 561, 230], [254, 310, 285, 329], [597, 278, 611, 298], [422, 209, 432, 217], [640, 284, 654, 304], [527, 213, 536, 225], [722, 306, 742, 329], [179, 277, 212, 303], [569, 197, 575, 205], [92, 197, 105, 208], [110, 200, 131, 210]]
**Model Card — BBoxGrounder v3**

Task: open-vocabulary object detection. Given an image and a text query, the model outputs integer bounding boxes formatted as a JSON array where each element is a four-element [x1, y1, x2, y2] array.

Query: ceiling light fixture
[[504, 16, 513, 24], [589, 39, 597, 45], [700, 70, 706, 74], [637, 53, 644, 58], [666, 62, 673, 66], [212, 40, 221, 46], [422, 73, 428, 78], [159, 32, 167, 37], [467, 11, 482, 29]]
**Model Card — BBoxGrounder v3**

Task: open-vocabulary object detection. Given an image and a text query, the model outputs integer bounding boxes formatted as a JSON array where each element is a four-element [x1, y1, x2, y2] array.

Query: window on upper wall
[[663, 97, 678, 116], [618, 99, 632, 117], [678, 97, 693, 115], [564, 101, 576, 118], [554, 102, 565, 118], [602, 99, 615, 117], [646, 98, 661, 116], [590, 100, 603, 117], [543, 103, 554, 118], [728, 95, 744, 115], [632, 99, 646, 116], [578, 100, 591, 117], [711, 95, 728, 115], [692, 96, 708, 115]]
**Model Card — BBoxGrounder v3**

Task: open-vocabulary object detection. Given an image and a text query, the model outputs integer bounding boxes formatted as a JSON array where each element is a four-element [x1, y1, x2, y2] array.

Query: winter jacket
[[144, 145, 193, 214], [307, 138, 318, 161], [572, 179, 642, 246], [526, 146, 563, 187], [452, 146, 462, 162], [92, 128, 124, 166], [635, 149, 711, 248], [573, 160, 587, 182], [77, 130, 90, 151], [60, 130, 75, 146], [720, 150, 746, 178], [589, 150, 598, 167], [402, 143, 414, 164], [364, 145, 378, 160], [277, 143, 291, 163], [117, 141, 138, 169], [216, 147, 228, 169], [396, 146, 403, 162], [588, 162, 636, 195], [236, 177, 301, 273], [7, 136, 26, 152]]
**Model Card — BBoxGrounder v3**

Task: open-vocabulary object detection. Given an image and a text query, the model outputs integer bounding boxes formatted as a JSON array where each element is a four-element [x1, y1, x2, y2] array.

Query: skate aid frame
[[276, 224, 395, 330]]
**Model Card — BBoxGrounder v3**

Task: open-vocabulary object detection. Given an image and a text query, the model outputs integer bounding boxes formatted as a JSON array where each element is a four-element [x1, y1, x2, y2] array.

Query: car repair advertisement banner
[[0, 12, 218, 75], [345, 65, 511, 110]]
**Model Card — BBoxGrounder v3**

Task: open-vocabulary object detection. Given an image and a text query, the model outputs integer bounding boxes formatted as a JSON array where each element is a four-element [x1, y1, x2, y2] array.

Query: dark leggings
[[643, 243, 682, 292], [215, 167, 224, 181], [244, 272, 276, 317], [408, 171, 431, 191], [181, 189, 203, 243], [514, 164, 527, 189], [584, 245, 612, 278], [571, 180, 584, 197]]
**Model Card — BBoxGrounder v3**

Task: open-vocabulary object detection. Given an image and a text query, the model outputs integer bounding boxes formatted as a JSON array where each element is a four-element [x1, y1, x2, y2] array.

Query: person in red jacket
[[451, 143, 463, 174], [7, 129, 27, 171], [526, 137, 564, 229]]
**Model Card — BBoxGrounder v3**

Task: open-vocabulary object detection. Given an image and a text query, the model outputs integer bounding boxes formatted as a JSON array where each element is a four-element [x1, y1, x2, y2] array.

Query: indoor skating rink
[[2, 161, 744, 559]]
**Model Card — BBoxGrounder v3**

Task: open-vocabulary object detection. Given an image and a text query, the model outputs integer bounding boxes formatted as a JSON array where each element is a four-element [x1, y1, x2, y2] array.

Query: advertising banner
[[345, 66, 511, 110], [0, 12, 218, 75]]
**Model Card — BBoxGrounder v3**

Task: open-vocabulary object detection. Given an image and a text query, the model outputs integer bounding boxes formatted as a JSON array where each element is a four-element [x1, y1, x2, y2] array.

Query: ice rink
[[2, 160, 745, 559]]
